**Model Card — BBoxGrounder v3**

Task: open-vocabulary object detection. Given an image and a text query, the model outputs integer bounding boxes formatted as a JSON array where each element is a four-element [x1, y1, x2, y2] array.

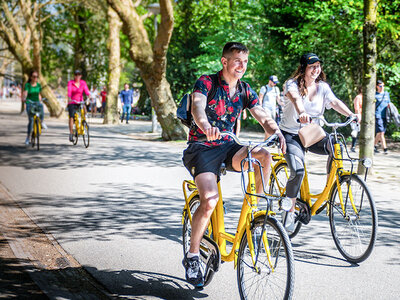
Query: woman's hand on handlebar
[[275, 130, 287, 154], [298, 112, 311, 124]]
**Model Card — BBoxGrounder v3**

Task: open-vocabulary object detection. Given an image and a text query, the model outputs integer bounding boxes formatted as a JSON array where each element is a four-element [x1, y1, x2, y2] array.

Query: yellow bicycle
[[29, 100, 46, 151], [269, 116, 377, 263], [182, 132, 294, 299], [72, 103, 90, 148]]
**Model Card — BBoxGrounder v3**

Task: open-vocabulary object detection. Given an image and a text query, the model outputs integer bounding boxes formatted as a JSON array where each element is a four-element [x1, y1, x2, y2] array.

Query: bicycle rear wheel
[[269, 163, 302, 239], [237, 216, 294, 300], [329, 175, 377, 263], [83, 120, 89, 148]]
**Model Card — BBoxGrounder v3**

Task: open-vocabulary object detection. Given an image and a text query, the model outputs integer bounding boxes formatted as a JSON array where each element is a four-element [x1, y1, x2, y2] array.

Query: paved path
[[0, 101, 399, 299]]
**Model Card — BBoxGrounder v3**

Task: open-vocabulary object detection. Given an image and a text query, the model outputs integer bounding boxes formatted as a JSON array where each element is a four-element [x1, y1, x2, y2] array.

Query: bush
[[391, 131, 400, 142]]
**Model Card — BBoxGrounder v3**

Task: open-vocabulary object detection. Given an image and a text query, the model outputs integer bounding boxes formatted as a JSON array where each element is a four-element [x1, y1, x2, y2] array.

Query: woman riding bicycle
[[280, 53, 359, 230], [67, 70, 90, 142], [22, 70, 47, 145]]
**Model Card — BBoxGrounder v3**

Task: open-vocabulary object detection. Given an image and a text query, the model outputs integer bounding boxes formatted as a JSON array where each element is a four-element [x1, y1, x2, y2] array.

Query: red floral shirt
[[189, 71, 259, 146]]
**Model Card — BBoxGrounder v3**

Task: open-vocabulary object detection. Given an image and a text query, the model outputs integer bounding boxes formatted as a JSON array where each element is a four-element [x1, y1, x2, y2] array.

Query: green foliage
[[391, 131, 400, 142]]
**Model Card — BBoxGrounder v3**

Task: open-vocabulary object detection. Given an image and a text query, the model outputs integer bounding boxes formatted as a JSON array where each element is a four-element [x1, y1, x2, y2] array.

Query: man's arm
[[192, 92, 219, 141], [258, 92, 264, 107], [249, 105, 286, 153]]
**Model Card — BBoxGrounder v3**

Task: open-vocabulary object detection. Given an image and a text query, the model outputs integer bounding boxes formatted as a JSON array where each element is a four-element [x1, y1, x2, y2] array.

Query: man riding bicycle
[[67, 70, 90, 142], [181, 42, 286, 287]]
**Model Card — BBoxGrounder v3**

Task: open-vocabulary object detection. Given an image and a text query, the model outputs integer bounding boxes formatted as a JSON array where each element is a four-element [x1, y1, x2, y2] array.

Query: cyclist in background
[[181, 42, 286, 287], [67, 70, 90, 142], [280, 53, 359, 230], [22, 70, 47, 145]]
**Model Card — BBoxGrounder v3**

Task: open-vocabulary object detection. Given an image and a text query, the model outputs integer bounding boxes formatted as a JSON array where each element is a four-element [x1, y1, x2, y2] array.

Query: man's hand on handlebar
[[204, 126, 221, 141]]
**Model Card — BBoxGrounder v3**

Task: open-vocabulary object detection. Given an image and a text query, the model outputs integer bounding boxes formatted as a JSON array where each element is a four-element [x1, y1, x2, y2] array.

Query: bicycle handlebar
[[298, 115, 357, 129], [315, 115, 357, 128], [220, 131, 279, 148]]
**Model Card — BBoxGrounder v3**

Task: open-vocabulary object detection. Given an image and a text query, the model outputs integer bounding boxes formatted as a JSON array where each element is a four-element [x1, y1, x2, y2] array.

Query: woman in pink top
[[350, 86, 363, 152], [67, 70, 90, 142]]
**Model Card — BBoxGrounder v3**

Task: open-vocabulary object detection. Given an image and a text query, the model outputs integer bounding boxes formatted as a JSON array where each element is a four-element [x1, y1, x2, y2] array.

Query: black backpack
[[176, 74, 250, 128]]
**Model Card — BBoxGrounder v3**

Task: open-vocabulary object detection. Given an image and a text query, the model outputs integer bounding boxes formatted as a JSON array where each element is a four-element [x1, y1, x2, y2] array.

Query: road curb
[[0, 183, 115, 299]]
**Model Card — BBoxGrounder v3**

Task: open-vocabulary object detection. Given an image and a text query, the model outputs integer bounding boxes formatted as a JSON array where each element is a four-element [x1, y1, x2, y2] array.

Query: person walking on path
[[259, 75, 283, 121], [181, 42, 286, 287], [100, 86, 107, 117], [119, 83, 134, 124], [22, 70, 47, 145], [374, 80, 391, 154], [67, 70, 90, 142], [351, 86, 363, 152], [89, 86, 99, 117]]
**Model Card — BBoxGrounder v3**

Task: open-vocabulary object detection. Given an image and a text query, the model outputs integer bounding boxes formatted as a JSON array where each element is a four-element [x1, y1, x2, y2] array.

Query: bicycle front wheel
[[72, 120, 78, 145], [237, 216, 294, 300], [35, 118, 40, 151], [83, 120, 89, 148], [329, 175, 378, 263], [269, 163, 302, 239]]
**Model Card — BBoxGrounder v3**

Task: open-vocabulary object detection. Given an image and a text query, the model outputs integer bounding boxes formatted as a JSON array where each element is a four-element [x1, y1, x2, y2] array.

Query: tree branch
[[133, 0, 142, 8], [153, 0, 174, 73], [1, 2, 25, 45]]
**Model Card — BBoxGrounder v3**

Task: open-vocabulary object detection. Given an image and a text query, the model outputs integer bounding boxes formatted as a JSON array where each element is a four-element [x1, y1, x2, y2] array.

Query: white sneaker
[[42, 122, 48, 130], [283, 211, 295, 232], [25, 137, 30, 145]]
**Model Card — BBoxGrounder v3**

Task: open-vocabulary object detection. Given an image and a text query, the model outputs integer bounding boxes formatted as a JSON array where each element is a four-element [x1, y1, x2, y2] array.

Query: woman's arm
[[330, 98, 354, 117]]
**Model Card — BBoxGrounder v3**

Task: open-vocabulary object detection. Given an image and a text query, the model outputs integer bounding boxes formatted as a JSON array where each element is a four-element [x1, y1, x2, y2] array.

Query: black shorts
[[68, 104, 81, 118], [182, 141, 243, 179]]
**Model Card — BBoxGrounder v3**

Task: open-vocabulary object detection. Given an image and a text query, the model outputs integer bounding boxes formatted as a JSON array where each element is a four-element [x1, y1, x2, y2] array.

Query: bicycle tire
[[269, 162, 302, 239], [237, 216, 294, 300], [83, 120, 89, 148], [35, 118, 40, 151], [31, 118, 36, 148], [329, 174, 378, 263], [72, 117, 78, 145]]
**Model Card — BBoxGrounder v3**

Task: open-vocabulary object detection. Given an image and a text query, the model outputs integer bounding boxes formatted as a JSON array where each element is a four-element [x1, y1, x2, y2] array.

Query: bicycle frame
[[182, 138, 277, 269], [32, 113, 41, 136], [74, 104, 86, 135]]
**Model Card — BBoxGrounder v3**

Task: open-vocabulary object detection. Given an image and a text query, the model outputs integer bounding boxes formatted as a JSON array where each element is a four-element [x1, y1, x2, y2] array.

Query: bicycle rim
[[269, 163, 302, 239], [83, 121, 89, 148], [329, 175, 377, 263], [237, 217, 294, 300]]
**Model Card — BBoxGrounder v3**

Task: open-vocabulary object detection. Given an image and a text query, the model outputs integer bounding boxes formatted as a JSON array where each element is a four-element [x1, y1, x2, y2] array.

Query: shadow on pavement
[[85, 267, 209, 300]]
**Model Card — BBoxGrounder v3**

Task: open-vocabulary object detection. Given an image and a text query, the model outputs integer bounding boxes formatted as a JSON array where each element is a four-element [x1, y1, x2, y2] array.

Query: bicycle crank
[[199, 235, 221, 287]]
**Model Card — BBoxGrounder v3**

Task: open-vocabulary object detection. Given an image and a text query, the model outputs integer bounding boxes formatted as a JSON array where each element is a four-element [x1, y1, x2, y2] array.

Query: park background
[[0, 0, 399, 139]]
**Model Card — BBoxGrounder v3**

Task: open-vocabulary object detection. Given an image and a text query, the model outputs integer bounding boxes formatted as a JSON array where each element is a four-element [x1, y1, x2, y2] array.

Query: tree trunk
[[358, 0, 378, 174], [104, 6, 121, 124], [0, 1, 63, 117], [107, 0, 186, 140]]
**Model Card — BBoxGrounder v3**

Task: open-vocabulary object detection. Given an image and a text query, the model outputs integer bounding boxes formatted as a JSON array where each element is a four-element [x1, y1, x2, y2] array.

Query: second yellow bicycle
[[269, 116, 377, 264]]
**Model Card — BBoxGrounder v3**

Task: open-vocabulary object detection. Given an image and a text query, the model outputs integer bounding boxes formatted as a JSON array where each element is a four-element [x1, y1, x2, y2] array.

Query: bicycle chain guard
[[295, 199, 311, 225], [199, 235, 221, 287]]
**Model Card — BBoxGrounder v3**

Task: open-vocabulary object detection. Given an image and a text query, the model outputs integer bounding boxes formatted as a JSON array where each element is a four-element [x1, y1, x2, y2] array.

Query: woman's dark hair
[[28, 70, 39, 84], [288, 64, 326, 97]]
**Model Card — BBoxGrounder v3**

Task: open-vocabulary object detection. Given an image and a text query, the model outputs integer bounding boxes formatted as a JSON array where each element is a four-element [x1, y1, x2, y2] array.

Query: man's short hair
[[222, 42, 249, 57]]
